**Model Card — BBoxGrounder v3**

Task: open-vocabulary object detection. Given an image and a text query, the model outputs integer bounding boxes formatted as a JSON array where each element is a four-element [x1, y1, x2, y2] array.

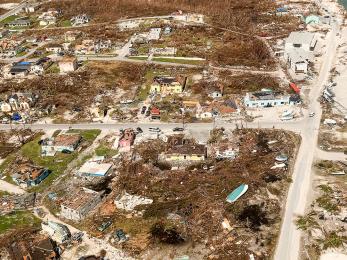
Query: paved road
[[316, 148, 346, 161], [0, 1, 27, 22], [0, 120, 305, 133], [274, 20, 340, 260]]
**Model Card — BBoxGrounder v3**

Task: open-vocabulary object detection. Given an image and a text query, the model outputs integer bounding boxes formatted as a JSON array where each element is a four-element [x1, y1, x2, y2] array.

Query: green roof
[[305, 15, 320, 25]]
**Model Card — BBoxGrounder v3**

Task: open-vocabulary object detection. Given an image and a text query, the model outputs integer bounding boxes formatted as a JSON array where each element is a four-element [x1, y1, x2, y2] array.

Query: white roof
[[287, 48, 314, 63], [78, 161, 112, 176], [286, 31, 316, 46]]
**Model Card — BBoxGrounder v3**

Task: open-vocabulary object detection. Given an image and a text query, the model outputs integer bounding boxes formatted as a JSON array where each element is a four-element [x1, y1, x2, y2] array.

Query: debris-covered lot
[[71, 128, 300, 259], [297, 160, 347, 259]]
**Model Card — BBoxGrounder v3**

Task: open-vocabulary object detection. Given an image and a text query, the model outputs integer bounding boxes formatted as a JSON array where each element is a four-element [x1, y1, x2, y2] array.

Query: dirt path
[[0, 180, 26, 194]]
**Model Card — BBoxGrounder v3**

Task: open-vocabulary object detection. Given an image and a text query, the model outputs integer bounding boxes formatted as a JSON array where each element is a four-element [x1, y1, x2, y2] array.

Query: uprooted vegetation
[[0, 62, 146, 115], [94, 128, 300, 258], [210, 34, 275, 69], [191, 71, 284, 97], [296, 182, 347, 259], [23, 25, 133, 42], [45, 0, 295, 35]]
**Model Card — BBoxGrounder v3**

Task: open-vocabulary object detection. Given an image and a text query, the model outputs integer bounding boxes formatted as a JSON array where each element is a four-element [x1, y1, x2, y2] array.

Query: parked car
[[149, 127, 161, 132], [114, 229, 128, 242], [173, 127, 184, 132], [61, 149, 72, 154], [98, 220, 112, 232], [136, 127, 143, 133], [141, 106, 147, 114]]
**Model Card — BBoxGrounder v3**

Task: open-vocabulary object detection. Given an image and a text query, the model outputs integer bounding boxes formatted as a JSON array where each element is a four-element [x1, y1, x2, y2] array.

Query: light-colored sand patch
[[0, 3, 19, 10], [320, 252, 347, 260]]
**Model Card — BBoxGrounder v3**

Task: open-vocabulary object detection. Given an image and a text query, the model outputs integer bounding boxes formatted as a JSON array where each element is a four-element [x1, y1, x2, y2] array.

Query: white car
[[309, 112, 315, 117]]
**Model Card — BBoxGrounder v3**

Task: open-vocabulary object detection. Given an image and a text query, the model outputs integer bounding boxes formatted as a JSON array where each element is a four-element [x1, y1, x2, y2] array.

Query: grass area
[[1, 130, 100, 193], [46, 63, 60, 74], [0, 191, 10, 197], [295, 212, 319, 231], [60, 19, 72, 27], [319, 231, 347, 250], [20, 136, 79, 192], [95, 144, 118, 158], [0, 15, 18, 26], [66, 129, 101, 142], [15, 50, 27, 57], [128, 56, 148, 61], [137, 85, 150, 101], [0, 210, 41, 234], [152, 57, 205, 65]]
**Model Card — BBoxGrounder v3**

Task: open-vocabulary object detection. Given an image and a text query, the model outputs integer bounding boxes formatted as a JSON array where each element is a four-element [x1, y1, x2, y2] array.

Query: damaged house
[[150, 76, 186, 96], [160, 135, 207, 163], [60, 188, 102, 221], [11, 163, 50, 188]]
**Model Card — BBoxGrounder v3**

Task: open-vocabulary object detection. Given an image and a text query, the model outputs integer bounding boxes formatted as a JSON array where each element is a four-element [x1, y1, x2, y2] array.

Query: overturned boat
[[226, 184, 248, 203]]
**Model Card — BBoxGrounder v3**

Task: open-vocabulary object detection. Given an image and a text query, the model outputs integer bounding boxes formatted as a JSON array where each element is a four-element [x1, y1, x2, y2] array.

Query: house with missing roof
[[150, 76, 185, 96], [160, 135, 207, 163], [60, 188, 102, 221], [11, 163, 51, 188]]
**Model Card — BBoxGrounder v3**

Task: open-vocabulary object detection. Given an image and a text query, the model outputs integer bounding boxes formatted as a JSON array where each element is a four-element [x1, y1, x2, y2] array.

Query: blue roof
[[277, 7, 287, 12], [18, 61, 30, 65]]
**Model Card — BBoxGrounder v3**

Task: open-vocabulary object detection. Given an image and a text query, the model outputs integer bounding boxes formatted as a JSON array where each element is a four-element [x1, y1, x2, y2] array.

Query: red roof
[[289, 82, 300, 94], [151, 107, 160, 115]]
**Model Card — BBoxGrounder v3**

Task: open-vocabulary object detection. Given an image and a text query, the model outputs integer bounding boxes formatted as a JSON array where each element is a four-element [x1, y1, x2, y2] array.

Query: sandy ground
[[0, 180, 25, 194], [247, 105, 304, 122], [320, 252, 347, 260], [0, 3, 19, 10], [332, 26, 347, 110]]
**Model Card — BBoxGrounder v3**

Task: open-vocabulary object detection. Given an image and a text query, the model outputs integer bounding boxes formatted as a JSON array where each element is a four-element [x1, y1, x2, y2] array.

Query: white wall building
[[244, 91, 291, 108], [285, 31, 317, 54]]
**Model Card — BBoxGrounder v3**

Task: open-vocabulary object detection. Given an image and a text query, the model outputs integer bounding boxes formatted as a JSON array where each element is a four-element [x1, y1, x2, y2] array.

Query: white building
[[286, 48, 314, 74], [148, 28, 162, 41], [285, 31, 317, 54], [244, 90, 292, 108], [78, 161, 112, 177]]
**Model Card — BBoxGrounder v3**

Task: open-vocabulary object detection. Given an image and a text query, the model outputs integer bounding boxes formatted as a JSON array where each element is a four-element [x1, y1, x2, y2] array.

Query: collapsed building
[[11, 162, 50, 188], [160, 135, 207, 163], [60, 188, 102, 221]]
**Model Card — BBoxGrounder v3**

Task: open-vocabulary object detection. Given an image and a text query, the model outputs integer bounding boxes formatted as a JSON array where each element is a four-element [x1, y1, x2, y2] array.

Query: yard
[[0, 210, 41, 235], [152, 57, 206, 66], [95, 143, 118, 158], [0, 130, 101, 193]]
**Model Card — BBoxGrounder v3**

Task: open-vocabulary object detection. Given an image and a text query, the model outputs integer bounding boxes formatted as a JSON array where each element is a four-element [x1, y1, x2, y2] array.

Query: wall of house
[[165, 154, 205, 161], [244, 95, 290, 108], [61, 194, 101, 221]]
